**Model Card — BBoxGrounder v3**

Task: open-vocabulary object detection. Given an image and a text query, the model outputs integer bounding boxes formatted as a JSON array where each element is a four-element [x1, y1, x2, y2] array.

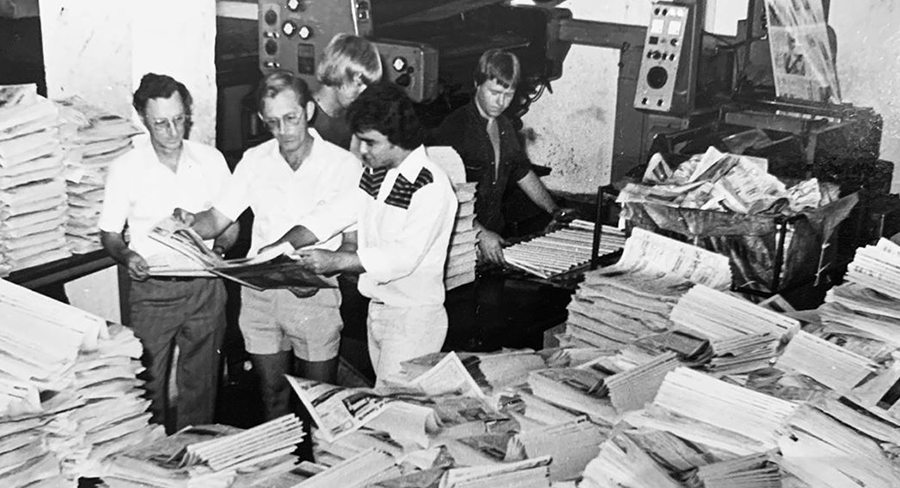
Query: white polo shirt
[[214, 131, 362, 256], [98, 139, 231, 259], [301, 145, 458, 307]]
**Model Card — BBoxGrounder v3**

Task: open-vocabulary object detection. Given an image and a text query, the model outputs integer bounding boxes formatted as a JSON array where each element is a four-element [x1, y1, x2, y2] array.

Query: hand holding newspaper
[[147, 216, 337, 290]]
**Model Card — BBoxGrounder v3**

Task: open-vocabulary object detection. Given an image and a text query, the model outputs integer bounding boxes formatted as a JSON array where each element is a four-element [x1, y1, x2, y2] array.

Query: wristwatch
[[551, 208, 571, 221]]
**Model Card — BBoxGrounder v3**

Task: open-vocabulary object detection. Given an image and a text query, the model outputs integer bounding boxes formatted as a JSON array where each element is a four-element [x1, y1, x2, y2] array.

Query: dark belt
[[148, 275, 197, 282]]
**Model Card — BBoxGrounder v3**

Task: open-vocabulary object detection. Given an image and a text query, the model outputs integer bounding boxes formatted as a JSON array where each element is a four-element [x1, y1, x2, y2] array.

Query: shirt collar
[[392, 145, 428, 182], [473, 97, 494, 124], [268, 129, 323, 169], [138, 139, 197, 172]]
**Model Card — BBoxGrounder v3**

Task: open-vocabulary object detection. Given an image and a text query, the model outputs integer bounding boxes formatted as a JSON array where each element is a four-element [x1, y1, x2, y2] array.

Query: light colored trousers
[[367, 302, 448, 386]]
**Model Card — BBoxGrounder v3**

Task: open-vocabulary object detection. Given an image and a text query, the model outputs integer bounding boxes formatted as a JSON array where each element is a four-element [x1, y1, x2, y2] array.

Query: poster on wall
[[764, 0, 841, 104]]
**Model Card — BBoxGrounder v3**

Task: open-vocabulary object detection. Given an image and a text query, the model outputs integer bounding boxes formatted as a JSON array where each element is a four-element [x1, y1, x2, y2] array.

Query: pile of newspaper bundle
[[445, 181, 478, 290], [104, 414, 305, 488], [562, 228, 732, 350], [816, 237, 900, 418], [0, 84, 71, 275], [424, 147, 479, 291], [270, 227, 900, 488], [277, 325, 900, 488], [617, 146, 841, 215], [0, 278, 156, 487], [55, 96, 141, 254], [503, 221, 625, 280]]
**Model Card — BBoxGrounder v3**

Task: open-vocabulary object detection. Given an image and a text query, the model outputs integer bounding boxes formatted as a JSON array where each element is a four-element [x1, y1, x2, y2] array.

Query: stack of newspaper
[[0, 84, 71, 274], [670, 284, 799, 375], [440, 456, 552, 488], [104, 415, 305, 488], [625, 367, 798, 456], [279, 320, 900, 487], [0, 278, 157, 486], [55, 96, 141, 254], [399, 349, 548, 396], [57, 323, 160, 478], [684, 452, 781, 488], [291, 448, 401, 488], [424, 146, 478, 291], [581, 433, 682, 488], [562, 228, 731, 349], [817, 238, 900, 418], [504, 417, 607, 482], [503, 221, 625, 280], [445, 181, 478, 290], [777, 404, 900, 487]]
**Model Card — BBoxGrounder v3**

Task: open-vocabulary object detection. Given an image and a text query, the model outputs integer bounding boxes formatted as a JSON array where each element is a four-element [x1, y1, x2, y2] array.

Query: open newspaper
[[287, 352, 496, 446], [147, 215, 336, 290]]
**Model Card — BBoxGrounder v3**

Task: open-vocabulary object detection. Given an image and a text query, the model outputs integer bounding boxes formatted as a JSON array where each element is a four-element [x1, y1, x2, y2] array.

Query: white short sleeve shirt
[[214, 131, 362, 256], [98, 139, 231, 260]]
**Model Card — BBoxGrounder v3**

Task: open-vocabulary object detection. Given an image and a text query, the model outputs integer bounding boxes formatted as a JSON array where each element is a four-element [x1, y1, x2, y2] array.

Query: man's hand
[[258, 241, 285, 256], [551, 207, 578, 224], [172, 207, 196, 226], [545, 207, 578, 233], [124, 250, 150, 281], [477, 229, 507, 265], [285, 286, 319, 298], [295, 249, 340, 275]]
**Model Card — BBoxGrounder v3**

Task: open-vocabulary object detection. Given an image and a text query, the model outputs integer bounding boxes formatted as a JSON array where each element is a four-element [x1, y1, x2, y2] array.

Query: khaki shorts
[[239, 287, 342, 361]]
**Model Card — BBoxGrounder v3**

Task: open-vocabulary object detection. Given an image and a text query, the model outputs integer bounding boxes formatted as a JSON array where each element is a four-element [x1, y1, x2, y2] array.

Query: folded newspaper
[[147, 215, 337, 290], [287, 352, 495, 446]]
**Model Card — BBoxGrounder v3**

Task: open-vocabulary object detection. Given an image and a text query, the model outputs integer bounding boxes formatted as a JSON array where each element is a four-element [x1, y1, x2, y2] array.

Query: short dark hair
[[473, 49, 520, 89], [255, 70, 312, 113], [347, 83, 422, 150], [132, 73, 193, 117]]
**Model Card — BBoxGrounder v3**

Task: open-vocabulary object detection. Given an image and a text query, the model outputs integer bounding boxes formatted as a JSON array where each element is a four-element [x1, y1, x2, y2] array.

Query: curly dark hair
[[347, 82, 422, 150], [132, 73, 193, 117]]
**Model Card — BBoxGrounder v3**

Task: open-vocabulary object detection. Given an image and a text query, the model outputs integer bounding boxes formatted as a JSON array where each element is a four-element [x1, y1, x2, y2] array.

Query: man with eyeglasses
[[177, 71, 361, 421], [99, 73, 238, 433]]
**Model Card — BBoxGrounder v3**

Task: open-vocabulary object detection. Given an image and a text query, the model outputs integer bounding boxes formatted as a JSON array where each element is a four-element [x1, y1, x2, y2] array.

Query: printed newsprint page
[[148, 215, 336, 290], [764, 0, 841, 103]]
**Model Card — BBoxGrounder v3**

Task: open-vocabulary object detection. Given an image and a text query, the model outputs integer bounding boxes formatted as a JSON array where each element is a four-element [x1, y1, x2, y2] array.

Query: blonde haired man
[[311, 34, 383, 368], [311, 33, 382, 149]]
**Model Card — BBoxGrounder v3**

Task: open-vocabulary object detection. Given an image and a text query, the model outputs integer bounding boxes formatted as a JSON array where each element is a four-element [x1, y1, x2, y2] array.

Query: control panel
[[374, 40, 439, 103], [258, 0, 438, 102], [634, 1, 702, 114], [258, 0, 372, 79]]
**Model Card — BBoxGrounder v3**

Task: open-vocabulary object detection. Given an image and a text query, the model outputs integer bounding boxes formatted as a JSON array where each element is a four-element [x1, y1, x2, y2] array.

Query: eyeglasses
[[147, 115, 189, 133], [262, 112, 304, 132]]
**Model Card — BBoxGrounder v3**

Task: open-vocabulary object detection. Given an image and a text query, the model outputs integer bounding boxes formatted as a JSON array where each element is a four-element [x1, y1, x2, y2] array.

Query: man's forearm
[[274, 225, 321, 250], [213, 221, 240, 255], [332, 251, 365, 274], [517, 170, 559, 215], [192, 209, 232, 240], [100, 230, 136, 266]]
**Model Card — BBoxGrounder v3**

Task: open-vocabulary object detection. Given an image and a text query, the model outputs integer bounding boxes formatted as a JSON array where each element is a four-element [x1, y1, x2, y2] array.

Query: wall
[[521, 0, 650, 194], [524, 0, 900, 194], [830, 1, 900, 192]]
